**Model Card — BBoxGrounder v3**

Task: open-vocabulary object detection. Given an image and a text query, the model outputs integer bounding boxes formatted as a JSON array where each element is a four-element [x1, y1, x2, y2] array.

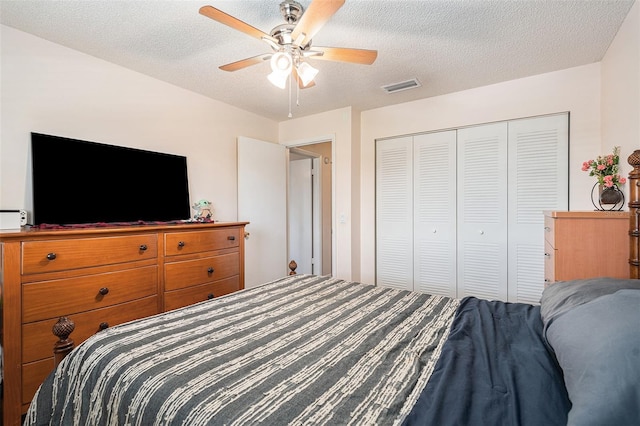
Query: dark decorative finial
[[52, 316, 75, 340], [53, 316, 76, 366], [628, 149, 640, 168]]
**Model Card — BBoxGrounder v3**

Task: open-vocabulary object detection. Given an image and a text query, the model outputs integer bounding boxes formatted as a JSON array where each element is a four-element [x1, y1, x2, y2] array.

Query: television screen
[[31, 133, 191, 225]]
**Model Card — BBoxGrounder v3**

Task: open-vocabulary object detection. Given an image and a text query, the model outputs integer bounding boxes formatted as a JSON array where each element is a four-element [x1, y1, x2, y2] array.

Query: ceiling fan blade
[[219, 54, 271, 72], [307, 46, 378, 65], [292, 67, 316, 89], [291, 0, 345, 47], [199, 5, 278, 44]]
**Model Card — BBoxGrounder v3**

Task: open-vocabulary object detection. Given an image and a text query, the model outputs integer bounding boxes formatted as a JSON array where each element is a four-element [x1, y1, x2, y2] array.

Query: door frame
[[282, 135, 336, 277], [289, 148, 322, 275]]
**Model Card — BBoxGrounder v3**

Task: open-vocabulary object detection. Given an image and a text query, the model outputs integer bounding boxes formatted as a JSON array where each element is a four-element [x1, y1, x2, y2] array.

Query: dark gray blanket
[[404, 297, 571, 426], [26, 275, 459, 426]]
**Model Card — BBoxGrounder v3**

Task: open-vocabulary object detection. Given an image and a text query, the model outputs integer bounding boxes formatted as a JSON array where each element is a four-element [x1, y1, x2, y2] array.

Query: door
[[288, 156, 313, 274], [413, 131, 457, 297], [457, 122, 509, 301], [237, 137, 287, 288], [507, 113, 569, 303], [375, 136, 414, 290], [289, 142, 332, 276]]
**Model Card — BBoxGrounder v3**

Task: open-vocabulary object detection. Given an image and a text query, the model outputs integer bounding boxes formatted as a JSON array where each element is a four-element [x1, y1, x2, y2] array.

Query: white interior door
[[238, 137, 287, 288], [376, 136, 414, 290], [413, 131, 457, 297], [288, 157, 313, 274], [507, 113, 569, 303], [457, 122, 508, 301]]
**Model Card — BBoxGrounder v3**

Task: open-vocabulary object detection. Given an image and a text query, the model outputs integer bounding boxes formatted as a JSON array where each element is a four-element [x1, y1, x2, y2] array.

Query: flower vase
[[599, 185, 623, 205]]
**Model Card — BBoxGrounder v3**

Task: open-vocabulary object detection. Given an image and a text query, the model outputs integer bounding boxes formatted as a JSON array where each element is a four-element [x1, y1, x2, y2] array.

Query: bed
[[25, 273, 640, 426]]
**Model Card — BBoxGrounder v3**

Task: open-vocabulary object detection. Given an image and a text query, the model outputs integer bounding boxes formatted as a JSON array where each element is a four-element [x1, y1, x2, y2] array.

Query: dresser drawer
[[164, 252, 239, 291], [23, 358, 54, 405], [164, 227, 241, 256], [22, 295, 159, 364], [164, 276, 240, 311], [23, 266, 158, 323], [22, 234, 158, 274]]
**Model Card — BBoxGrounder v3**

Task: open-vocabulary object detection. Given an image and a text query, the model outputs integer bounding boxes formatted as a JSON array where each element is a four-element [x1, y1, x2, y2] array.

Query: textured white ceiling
[[0, 0, 635, 121]]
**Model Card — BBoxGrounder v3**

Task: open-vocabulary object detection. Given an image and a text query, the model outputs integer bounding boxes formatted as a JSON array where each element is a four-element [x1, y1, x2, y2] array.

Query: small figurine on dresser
[[192, 199, 214, 222]]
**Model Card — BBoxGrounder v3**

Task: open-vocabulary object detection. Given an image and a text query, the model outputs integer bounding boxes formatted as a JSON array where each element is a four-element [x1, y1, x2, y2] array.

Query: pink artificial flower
[[581, 161, 591, 171], [603, 175, 614, 187], [619, 177, 627, 185], [597, 164, 606, 171]]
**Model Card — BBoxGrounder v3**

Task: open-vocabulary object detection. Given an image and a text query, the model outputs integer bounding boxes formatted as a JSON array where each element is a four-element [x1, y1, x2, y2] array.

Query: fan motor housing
[[280, 1, 303, 24]]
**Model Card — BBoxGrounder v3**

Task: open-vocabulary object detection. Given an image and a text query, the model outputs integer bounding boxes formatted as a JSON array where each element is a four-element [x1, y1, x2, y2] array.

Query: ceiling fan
[[199, 0, 378, 90]]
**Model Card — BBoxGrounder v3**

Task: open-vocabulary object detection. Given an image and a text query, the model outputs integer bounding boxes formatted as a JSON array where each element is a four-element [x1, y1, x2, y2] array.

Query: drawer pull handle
[[227, 236, 236, 241], [544, 226, 551, 232], [178, 241, 185, 247], [544, 279, 551, 283], [99, 322, 109, 331], [544, 252, 551, 258], [207, 267, 215, 274], [99, 287, 110, 296], [46, 252, 57, 261], [139, 244, 148, 251], [207, 293, 215, 300]]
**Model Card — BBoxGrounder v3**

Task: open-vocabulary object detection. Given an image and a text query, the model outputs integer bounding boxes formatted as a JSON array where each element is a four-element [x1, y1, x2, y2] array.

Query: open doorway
[[288, 142, 332, 276]]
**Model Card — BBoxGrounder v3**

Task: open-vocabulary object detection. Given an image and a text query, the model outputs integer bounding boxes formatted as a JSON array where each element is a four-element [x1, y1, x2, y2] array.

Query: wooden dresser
[[544, 211, 629, 285], [0, 221, 247, 426]]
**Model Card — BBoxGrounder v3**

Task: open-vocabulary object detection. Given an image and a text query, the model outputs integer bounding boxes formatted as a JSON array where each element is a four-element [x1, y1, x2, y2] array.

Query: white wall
[[601, 0, 640, 185], [3, 10, 637, 287], [359, 64, 603, 284], [0, 25, 278, 223]]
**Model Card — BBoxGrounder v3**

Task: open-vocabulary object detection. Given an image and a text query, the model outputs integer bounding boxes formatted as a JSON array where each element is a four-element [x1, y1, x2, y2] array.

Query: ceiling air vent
[[381, 78, 422, 94]]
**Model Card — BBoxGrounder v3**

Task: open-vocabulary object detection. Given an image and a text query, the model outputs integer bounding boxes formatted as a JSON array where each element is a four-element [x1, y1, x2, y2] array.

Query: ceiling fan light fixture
[[268, 70, 289, 89], [296, 61, 319, 87], [201, 1, 376, 116], [270, 51, 293, 74]]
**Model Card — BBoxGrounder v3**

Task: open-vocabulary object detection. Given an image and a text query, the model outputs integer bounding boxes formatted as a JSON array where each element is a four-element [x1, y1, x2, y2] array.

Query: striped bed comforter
[[26, 275, 459, 426]]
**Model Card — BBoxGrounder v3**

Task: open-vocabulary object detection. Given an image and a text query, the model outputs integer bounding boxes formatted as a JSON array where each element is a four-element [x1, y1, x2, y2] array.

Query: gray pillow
[[540, 277, 640, 327], [541, 279, 640, 426]]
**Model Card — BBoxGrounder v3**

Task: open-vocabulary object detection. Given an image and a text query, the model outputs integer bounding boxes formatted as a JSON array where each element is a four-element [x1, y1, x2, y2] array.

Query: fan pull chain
[[288, 73, 293, 118]]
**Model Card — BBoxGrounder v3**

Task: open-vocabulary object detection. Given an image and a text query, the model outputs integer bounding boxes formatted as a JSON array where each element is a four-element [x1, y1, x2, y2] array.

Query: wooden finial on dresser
[[628, 149, 640, 279], [52, 316, 76, 366]]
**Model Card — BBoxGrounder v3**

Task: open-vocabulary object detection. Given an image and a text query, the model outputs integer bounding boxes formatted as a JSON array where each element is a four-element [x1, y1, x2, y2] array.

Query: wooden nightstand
[[544, 211, 630, 285]]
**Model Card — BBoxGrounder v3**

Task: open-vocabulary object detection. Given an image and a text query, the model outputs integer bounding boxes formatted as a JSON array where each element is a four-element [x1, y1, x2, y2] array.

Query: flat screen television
[[31, 133, 191, 225]]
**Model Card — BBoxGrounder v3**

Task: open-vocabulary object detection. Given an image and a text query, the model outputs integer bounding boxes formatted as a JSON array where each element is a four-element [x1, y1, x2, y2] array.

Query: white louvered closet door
[[413, 131, 457, 297], [375, 114, 568, 301], [376, 137, 413, 290], [457, 122, 509, 301], [507, 113, 569, 303]]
